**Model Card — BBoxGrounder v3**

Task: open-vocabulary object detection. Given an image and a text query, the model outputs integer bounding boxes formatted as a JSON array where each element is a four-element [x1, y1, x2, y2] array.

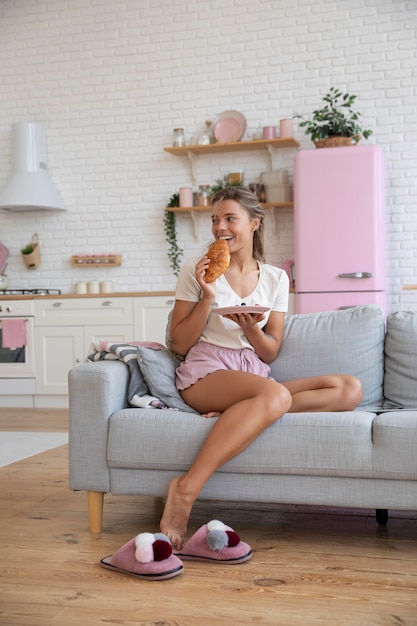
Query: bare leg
[[202, 374, 362, 416], [160, 371, 292, 549], [283, 374, 363, 413]]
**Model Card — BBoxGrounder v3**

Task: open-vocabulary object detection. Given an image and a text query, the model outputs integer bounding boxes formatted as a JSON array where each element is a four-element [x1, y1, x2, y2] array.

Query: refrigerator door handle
[[338, 272, 373, 279]]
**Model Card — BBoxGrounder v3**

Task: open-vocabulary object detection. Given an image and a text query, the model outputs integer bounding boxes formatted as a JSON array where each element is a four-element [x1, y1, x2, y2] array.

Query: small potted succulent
[[294, 87, 373, 148]]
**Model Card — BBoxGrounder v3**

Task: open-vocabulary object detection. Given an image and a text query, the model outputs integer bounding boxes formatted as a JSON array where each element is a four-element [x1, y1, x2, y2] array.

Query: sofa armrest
[[68, 360, 129, 493]]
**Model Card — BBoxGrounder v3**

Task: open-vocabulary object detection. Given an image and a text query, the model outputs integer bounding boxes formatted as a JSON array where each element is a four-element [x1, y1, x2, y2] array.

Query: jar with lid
[[172, 128, 185, 147], [198, 184, 211, 207], [192, 120, 214, 146]]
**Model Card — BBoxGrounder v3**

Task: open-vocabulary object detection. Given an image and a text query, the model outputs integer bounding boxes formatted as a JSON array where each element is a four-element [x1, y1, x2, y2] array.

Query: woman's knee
[[260, 381, 292, 424]]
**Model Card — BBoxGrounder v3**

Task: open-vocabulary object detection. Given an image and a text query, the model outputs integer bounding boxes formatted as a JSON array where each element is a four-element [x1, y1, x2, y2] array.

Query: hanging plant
[[164, 193, 183, 277]]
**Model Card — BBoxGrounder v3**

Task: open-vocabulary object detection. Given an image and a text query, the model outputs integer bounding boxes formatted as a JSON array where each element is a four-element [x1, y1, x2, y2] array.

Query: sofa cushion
[[107, 408, 375, 477], [372, 410, 417, 477], [384, 311, 417, 408], [270, 305, 385, 408], [136, 346, 199, 414]]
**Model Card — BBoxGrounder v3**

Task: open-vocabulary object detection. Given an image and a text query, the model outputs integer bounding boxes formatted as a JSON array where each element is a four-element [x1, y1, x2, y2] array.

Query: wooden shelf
[[165, 203, 293, 213], [164, 134, 297, 240], [167, 204, 293, 241], [71, 254, 122, 267], [164, 137, 299, 181], [164, 137, 299, 156]]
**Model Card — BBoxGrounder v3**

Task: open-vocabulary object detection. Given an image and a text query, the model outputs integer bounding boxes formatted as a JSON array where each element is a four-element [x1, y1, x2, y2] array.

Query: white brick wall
[[0, 0, 416, 312]]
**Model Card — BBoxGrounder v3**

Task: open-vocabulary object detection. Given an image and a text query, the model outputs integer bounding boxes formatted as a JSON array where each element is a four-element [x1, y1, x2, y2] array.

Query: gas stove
[[0, 288, 61, 296]]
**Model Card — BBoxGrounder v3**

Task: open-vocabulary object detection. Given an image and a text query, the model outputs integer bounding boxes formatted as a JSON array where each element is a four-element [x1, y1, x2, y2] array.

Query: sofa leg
[[376, 508, 388, 525], [87, 491, 104, 533]]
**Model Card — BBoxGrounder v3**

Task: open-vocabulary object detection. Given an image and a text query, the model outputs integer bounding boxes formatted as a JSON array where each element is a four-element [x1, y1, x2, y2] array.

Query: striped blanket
[[87, 340, 168, 409]]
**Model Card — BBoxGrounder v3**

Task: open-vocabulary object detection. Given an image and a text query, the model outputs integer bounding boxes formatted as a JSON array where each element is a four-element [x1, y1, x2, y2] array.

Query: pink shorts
[[176, 341, 272, 391]]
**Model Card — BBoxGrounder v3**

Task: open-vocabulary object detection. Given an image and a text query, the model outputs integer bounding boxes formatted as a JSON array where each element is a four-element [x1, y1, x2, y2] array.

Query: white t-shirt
[[175, 257, 289, 351]]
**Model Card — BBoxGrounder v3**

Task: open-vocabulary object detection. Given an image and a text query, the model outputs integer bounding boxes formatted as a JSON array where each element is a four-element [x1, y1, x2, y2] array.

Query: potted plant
[[21, 233, 41, 269], [294, 87, 373, 148], [209, 175, 242, 195]]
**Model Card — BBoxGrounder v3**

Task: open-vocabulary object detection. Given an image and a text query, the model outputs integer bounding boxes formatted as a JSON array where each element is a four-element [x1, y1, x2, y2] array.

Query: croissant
[[205, 239, 230, 283]]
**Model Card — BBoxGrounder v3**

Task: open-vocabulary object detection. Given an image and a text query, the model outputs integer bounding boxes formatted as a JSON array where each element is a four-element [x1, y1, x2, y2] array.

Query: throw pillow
[[384, 311, 417, 408], [269, 305, 385, 408], [137, 346, 200, 414]]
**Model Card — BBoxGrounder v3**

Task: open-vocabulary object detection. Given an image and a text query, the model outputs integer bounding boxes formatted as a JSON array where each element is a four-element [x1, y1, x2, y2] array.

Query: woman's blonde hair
[[210, 186, 266, 262]]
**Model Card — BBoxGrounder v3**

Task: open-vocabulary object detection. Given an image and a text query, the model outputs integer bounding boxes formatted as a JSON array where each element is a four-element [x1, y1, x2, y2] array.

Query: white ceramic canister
[[100, 280, 114, 294], [279, 118, 293, 138], [179, 186, 193, 207], [87, 280, 100, 294], [262, 125, 276, 139], [75, 281, 87, 294]]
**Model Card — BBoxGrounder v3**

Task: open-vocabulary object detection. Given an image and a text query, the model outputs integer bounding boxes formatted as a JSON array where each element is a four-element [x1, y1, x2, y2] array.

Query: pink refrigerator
[[294, 145, 385, 314]]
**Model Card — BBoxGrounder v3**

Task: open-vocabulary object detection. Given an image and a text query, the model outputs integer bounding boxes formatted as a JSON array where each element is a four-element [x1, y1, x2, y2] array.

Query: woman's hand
[[169, 255, 217, 357], [195, 255, 217, 300], [223, 310, 285, 364], [223, 311, 265, 329]]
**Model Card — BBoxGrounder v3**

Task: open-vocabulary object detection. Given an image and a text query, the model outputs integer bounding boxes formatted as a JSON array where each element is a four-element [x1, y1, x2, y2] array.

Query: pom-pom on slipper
[[175, 520, 252, 564], [100, 532, 184, 580]]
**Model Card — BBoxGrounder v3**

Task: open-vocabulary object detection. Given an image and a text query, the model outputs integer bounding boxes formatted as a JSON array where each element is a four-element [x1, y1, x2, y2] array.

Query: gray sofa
[[68, 305, 417, 533]]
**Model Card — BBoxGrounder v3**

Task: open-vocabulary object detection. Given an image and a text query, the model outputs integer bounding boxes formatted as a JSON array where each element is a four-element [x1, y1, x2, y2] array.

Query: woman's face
[[211, 199, 257, 255]]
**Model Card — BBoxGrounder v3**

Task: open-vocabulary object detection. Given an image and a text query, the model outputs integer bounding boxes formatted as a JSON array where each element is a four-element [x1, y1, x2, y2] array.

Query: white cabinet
[[34, 295, 175, 397], [35, 326, 84, 395], [34, 297, 134, 395], [133, 295, 175, 345], [35, 297, 134, 328]]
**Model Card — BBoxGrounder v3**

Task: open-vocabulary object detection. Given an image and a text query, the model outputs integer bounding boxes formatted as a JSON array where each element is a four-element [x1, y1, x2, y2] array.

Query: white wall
[[0, 0, 416, 312]]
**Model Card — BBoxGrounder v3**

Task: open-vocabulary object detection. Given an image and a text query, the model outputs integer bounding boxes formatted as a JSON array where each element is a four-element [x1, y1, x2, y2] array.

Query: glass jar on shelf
[[191, 120, 214, 146], [198, 183, 211, 207], [172, 128, 185, 147]]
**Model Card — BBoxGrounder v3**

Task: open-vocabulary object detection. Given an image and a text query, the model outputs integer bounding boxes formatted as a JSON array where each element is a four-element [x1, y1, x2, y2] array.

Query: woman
[[160, 186, 362, 549]]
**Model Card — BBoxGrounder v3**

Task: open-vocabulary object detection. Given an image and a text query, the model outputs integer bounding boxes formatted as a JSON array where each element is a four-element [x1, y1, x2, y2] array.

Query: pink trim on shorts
[[176, 341, 272, 391]]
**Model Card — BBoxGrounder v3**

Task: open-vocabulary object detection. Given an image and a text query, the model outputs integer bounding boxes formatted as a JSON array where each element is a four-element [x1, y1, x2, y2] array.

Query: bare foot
[[202, 411, 222, 418], [160, 475, 195, 550]]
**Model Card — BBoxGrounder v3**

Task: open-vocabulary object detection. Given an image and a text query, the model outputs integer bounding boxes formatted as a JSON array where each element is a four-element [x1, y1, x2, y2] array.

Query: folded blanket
[[87, 340, 168, 409]]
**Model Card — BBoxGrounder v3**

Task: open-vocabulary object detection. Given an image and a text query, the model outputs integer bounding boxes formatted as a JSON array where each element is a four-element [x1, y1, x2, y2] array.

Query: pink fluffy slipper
[[175, 520, 252, 564], [100, 532, 184, 580]]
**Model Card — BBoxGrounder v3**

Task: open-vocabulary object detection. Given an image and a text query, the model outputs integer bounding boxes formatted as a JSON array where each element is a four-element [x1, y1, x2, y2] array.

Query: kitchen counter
[[0, 291, 175, 301]]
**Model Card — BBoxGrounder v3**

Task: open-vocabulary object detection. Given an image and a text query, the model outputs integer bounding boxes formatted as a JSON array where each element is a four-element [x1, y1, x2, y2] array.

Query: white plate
[[212, 306, 270, 316], [212, 110, 247, 143]]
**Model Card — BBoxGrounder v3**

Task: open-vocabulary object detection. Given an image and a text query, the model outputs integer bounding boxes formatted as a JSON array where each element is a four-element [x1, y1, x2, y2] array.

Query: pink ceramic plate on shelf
[[212, 110, 247, 143], [212, 306, 269, 316]]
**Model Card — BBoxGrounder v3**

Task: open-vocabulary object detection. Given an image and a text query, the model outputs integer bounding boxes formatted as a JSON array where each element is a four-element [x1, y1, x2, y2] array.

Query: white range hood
[[0, 122, 65, 212]]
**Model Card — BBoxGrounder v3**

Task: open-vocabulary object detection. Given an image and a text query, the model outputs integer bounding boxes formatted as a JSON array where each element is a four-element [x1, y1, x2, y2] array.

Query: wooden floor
[[1, 408, 417, 626]]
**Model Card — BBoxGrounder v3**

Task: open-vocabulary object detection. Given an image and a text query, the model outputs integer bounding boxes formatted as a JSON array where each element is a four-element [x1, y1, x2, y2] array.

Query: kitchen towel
[[1, 319, 27, 348]]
